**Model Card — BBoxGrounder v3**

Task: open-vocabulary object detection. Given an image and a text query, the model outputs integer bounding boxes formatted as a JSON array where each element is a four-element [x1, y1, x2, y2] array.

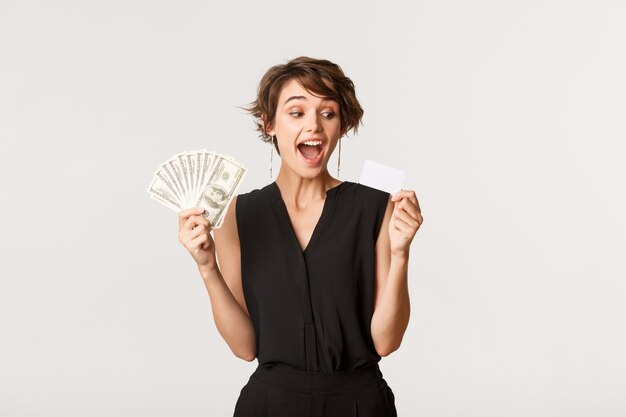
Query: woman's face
[[267, 78, 341, 179]]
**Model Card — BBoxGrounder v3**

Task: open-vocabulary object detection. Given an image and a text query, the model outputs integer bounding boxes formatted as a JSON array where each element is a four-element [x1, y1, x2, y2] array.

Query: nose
[[305, 112, 322, 133]]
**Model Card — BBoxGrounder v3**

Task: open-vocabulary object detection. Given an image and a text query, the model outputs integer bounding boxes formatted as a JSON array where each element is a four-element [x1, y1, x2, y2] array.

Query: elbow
[[235, 353, 256, 362], [377, 348, 392, 357], [241, 353, 257, 362], [372, 308, 410, 358], [372, 326, 406, 357], [372, 334, 400, 357], [377, 344, 400, 357], [234, 349, 256, 362]]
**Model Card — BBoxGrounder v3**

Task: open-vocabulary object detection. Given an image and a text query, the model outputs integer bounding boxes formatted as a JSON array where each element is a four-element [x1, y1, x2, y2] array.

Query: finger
[[395, 199, 421, 221], [179, 216, 205, 242], [183, 214, 210, 233], [391, 189, 413, 200], [412, 196, 421, 213], [186, 223, 209, 241], [189, 233, 209, 251], [393, 207, 420, 228], [394, 207, 422, 231], [394, 192, 421, 214], [393, 217, 415, 236], [179, 207, 206, 229], [182, 216, 196, 234]]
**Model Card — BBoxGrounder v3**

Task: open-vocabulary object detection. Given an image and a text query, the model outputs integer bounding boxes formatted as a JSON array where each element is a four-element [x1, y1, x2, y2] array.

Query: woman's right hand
[[178, 207, 216, 270]]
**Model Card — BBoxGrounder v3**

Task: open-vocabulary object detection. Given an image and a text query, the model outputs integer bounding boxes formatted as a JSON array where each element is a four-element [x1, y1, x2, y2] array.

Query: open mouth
[[297, 142, 323, 162]]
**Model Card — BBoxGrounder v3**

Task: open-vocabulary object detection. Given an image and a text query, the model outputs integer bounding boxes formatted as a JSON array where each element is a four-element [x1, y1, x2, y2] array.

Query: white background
[[1, 1, 625, 416]]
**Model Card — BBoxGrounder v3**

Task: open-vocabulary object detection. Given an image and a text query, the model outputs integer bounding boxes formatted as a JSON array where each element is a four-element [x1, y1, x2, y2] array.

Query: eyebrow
[[284, 95, 305, 105], [283, 95, 333, 105]]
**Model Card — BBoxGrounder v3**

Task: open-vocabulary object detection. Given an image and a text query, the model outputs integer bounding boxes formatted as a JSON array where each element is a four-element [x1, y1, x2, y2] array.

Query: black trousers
[[233, 363, 398, 417]]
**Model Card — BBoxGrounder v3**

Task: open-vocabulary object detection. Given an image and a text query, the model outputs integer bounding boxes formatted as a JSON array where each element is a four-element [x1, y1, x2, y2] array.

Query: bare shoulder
[[213, 195, 248, 316]]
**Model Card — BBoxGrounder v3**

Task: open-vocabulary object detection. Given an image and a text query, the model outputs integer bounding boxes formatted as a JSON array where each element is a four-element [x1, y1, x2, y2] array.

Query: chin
[[299, 170, 326, 179], [291, 164, 328, 179]]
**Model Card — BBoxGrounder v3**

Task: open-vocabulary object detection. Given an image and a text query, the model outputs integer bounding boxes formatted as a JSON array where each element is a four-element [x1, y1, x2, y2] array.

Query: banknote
[[192, 155, 247, 228], [147, 149, 246, 228]]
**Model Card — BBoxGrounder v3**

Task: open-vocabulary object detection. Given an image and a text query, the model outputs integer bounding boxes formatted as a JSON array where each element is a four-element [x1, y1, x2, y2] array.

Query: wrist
[[198, 263, 219, 281], [390, 250, 409, 263]]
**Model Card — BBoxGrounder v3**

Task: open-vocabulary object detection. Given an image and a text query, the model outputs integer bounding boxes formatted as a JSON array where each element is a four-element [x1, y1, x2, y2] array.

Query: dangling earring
[[337, 137, 342, 178], [269, 135, 276, 179]]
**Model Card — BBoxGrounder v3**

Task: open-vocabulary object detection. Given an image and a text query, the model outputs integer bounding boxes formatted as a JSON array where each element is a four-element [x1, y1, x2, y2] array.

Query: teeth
[[302, 140, 322, 146]]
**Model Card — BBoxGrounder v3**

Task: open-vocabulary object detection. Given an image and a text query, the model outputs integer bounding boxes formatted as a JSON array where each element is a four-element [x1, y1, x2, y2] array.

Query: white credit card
[[359, 159, 405, 195]]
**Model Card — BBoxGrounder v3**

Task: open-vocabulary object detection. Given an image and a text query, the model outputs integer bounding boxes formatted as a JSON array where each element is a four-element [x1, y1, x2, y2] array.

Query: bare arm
[[370, 189, 423, 356], [370, 197, 411, 357], [178, 197, 256, 361]]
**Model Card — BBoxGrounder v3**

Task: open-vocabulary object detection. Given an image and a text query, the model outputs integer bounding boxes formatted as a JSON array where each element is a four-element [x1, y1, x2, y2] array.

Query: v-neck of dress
[[269, 181, 347, 256]]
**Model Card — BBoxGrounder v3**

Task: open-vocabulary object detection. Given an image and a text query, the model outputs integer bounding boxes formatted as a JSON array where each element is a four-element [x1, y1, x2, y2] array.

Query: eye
[[322, 111, 336, 119], [289, 111, 303, 118]]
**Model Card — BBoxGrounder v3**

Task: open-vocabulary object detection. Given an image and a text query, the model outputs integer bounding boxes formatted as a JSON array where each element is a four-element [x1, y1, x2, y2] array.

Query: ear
[[261, 116, 274, 136]]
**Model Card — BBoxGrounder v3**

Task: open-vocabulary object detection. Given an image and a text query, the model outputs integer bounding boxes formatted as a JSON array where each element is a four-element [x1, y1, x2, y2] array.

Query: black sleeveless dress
[[233, 180, 398, 417]]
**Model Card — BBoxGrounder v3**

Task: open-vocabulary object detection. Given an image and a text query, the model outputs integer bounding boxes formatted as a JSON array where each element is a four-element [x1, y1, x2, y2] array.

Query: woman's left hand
[[389, 189, 423, 257]]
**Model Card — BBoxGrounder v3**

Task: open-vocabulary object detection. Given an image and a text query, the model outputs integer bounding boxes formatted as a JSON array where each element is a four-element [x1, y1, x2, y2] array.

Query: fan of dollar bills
[[147, 149, 247, 228]]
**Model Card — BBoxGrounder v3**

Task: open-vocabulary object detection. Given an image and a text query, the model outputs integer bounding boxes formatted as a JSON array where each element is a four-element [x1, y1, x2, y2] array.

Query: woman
[[178, 56, 423, 416]]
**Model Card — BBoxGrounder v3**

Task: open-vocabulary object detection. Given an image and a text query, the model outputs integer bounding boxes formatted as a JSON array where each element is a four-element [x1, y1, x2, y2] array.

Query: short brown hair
[[242, 56, 364, 153]]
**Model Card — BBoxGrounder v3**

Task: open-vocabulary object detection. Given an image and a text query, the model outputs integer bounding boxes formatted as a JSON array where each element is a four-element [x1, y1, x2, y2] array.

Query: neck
[[274, 167, 341, 208]]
